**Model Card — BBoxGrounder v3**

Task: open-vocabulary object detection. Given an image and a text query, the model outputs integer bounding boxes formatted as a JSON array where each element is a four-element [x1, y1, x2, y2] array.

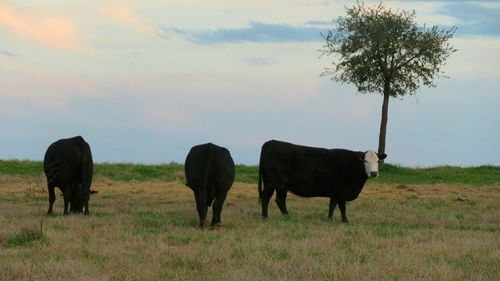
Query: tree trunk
[[377, 85, 390, 164]]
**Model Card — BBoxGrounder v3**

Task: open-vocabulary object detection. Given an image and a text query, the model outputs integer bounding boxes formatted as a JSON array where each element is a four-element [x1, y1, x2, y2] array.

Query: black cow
[[258, 140, 386, 223], [185, 143, 235, 228], [43, 136, 93, 215]]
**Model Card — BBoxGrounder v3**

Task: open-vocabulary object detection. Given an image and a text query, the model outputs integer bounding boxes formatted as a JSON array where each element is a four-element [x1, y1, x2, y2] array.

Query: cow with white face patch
[[258, 140, 386, 223]]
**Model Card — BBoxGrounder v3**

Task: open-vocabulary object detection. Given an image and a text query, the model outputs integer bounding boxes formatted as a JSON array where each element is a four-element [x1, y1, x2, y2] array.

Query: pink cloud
[[0, 2, 87, 52], [100, 3, 152, 35]]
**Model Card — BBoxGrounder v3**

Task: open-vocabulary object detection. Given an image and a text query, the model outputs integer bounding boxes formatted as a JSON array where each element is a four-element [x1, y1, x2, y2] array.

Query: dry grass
[[1, 176, 499, 281]]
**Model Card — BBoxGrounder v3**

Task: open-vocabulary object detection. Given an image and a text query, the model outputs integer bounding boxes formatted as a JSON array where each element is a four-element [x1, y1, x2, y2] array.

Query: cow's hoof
[[210, 223, 221, 230]]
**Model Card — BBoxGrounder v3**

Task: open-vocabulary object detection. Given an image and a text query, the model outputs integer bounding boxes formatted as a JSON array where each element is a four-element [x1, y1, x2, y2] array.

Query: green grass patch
[[1, 160, 499, 185], [133, 211, 167, 235], [133, 210, 194, 235], [374, 164, 500, 185], [264, 244, 291, 261], [95, 162, 184, 182], [165, 233, 193, 245], [368, 222, 408, 238], [0, 160, 43, 177], [2, 228, 48, 248], [235, 164, 259, 183]]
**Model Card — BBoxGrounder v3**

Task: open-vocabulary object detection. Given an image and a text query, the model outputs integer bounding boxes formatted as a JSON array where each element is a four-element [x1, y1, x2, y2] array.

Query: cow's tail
[[258, 152, 263, 203], [203, 144, 213, 206]]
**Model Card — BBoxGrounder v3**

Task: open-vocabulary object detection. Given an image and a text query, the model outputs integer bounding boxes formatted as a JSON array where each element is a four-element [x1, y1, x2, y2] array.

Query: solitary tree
[[321, 2, 456, 161]]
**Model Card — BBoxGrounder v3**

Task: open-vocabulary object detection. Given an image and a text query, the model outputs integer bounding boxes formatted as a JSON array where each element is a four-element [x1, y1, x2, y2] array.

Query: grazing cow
[[43, 136, 93, 215], [258, 140, 386, 223], [185, 143, 235, 228]]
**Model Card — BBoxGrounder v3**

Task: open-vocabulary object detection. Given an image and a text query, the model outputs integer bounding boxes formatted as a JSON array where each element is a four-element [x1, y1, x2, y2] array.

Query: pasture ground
[[1, 176, 499, 281]]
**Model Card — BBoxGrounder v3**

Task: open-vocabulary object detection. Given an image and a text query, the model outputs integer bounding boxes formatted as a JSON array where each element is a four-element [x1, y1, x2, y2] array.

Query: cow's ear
[[378, 153, 387, 160], [360, 152, 366, 162]]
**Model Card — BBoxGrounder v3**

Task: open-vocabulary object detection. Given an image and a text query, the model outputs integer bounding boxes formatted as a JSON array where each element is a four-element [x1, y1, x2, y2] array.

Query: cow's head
[[363, 150, 387, 178]]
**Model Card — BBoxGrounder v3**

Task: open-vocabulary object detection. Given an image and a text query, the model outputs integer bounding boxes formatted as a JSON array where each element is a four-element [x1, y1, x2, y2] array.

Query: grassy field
[[1, 171, 499, 281]]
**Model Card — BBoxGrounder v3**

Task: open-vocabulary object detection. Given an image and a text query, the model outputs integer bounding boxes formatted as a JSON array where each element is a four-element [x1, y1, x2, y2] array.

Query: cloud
[[0, 2, 86, 51], [437, 2, 500, 36], [100, 3, 152, 35], [162, 21, 328, 44], [305, 20, 335, 27], [1, 50, 17, 58], [476, 2, 500, 10], [245, 57, 272, 66]]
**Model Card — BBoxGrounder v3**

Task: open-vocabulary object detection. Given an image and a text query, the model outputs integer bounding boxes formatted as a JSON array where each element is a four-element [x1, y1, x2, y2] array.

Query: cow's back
[[185, 143, 235, 191], [43, 136, 93, 187], [260, 140, 332, 174]]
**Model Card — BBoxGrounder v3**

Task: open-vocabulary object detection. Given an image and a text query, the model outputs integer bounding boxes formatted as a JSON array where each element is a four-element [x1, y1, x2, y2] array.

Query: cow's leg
[[47, 184, 56, 215], [210, 192, 228, 228], [62, 188, 71, 215], [339, 201, 349, 223], [328, 198, 337, 220], [69, 193, 75, 213], [261, 184, 275, 218], [83, 200, 90, 215], [194, 189, 208, 228], [83, 188, 90, 216], [275, 189, 288, 215]]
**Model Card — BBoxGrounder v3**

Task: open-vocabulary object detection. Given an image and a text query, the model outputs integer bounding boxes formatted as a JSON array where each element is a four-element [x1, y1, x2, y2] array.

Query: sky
[[1, 0, 499, 167]]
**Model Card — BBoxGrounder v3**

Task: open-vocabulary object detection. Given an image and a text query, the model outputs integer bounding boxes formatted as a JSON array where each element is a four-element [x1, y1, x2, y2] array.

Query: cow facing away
[[185, 143, 235, 229], [43, 136, 93, 215], [258, 140, 386, 223]]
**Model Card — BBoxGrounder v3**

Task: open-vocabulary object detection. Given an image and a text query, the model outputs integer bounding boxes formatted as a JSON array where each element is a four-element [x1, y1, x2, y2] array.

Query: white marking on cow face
[[364, 150, 381, 178]]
